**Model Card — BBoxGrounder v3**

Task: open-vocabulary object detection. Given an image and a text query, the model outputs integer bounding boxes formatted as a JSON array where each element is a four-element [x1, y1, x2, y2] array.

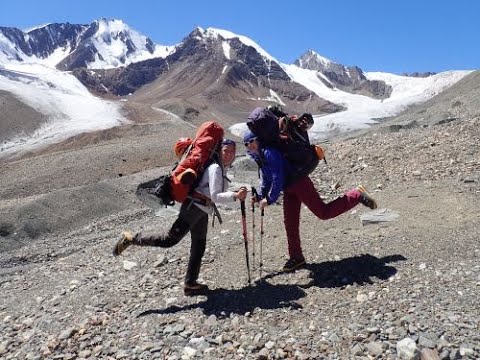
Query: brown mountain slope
[[0, 90, 47, 144]]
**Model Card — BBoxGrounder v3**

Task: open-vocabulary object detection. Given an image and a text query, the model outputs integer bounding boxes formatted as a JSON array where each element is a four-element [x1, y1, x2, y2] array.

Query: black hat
[[298, 113, 314, 125]]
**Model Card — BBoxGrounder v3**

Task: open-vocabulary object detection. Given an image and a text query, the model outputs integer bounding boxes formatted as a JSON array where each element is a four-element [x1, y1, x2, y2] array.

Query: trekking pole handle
[[251, 187, 257, 211]]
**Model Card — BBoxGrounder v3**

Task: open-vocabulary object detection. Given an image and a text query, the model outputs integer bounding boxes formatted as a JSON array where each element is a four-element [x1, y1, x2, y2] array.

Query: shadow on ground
[[138, 281, 305, 318], [303, 253, 407, 288], [137, 254, 406, 318]]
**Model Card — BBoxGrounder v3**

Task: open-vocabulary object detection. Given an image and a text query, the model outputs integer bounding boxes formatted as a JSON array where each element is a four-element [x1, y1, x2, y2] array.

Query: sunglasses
[[299, 118, 313, 130], [244, 138, 256, 147]]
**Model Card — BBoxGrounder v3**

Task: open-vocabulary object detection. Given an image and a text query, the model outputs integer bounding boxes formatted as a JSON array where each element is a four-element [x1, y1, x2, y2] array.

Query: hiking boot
[[184, 282, 209, 296], [113, 231, 134, 256], [357, 185, 378, 210], [282, 257, 306, 272]]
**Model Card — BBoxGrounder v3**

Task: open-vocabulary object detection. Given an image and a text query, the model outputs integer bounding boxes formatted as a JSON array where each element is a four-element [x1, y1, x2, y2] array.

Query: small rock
[[420, 348, 440, 360], [59, 327, 77, 340], [123, 260, 137, 271], [356, 293, 368, 302], [366, 341, 384, 356], [183, 346, 197, 357], [265, 341, 275, 349], [397, 337, 420, 360], [459, 344, 474, 357]]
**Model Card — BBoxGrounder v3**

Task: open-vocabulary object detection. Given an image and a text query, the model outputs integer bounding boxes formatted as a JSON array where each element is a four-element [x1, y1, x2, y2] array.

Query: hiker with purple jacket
[[244, 118, 378, 272]]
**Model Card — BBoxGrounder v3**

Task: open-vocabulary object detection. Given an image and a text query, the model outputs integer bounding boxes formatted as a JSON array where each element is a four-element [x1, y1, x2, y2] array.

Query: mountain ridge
[[0, 18, 475, 159], [0, 18, 412, 100]]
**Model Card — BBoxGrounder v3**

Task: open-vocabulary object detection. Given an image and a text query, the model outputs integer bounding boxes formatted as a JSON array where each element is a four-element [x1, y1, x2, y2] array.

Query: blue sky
[[1, 0, 478, 74]]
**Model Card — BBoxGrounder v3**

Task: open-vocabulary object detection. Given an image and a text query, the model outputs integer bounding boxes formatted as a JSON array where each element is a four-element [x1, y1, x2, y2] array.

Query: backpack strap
[[187, 148, 224, 227], [291, 127, 309, 143], [211, 203, 223, 227], [188, 147, 221, 194]]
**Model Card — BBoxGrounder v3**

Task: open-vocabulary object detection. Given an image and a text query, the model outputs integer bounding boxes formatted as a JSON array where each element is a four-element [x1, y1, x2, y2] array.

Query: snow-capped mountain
[[295, 50, 392, 99], [279, 64, 471, 140], [0, 19, 474, 159], [72, 26, 344, 116], [0, 18, 174, 70]]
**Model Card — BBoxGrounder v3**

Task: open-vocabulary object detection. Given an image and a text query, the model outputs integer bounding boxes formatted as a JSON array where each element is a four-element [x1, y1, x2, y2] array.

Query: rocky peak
[[295, 49, 338, 72], [57, 18, 171, 70], [26, 23, 87, 59], [0, 23, 87, 61], [89, 18, 156, 55], [0, 26, 27, 61], [401, 71, 436, 78], [0, 19, 172, 70], [295, 50, 391, 99], [167, 27, 289, 81]]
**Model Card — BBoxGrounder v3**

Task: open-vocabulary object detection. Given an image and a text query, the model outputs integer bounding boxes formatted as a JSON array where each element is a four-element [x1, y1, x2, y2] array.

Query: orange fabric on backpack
[[170, 121, 224, 202], [173, 137, 193, 158]]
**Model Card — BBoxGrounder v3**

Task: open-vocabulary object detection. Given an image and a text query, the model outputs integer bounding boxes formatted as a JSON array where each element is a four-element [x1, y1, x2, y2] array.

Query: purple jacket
[[255, 147, 289, 205]]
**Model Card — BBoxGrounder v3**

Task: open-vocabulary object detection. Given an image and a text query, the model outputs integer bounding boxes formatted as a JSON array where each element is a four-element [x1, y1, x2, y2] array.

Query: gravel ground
[[0, 115, 479, 359]]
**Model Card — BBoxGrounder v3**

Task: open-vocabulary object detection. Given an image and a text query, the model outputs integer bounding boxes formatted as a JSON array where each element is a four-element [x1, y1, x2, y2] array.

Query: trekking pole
[[259, 206, 265, 280], [240, 200, 252, 286], [251, 187, 257, 271]]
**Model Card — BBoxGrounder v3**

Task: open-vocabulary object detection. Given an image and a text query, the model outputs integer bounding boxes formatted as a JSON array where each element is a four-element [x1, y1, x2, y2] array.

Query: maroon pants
[[283, 176, 361, 260]]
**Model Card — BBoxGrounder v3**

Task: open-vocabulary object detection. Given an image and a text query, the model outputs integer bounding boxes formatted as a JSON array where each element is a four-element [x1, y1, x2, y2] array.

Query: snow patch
[[0, 63, 127, 158], [222, 41, 231, 60], [201, 27, 279, 64], [280, 64, 472, 141]]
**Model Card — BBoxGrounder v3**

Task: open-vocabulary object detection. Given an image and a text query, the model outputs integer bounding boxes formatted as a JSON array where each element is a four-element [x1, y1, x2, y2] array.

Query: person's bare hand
[[235, 187, 247, 201], [259, 198, 268, 209]]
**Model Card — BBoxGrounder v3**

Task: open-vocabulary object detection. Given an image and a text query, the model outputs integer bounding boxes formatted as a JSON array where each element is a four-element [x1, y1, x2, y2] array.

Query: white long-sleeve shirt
[[193, 163, 236, 214]]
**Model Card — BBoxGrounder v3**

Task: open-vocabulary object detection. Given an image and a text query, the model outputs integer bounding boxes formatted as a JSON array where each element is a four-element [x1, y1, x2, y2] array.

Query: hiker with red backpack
[[244, 106, 378, 272], [113, 137, 247, 296]]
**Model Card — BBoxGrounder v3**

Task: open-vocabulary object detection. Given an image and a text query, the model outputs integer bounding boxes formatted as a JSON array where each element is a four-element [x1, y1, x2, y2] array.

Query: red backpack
[[136, 121, 224, 207], [171, 121, 224, 202]]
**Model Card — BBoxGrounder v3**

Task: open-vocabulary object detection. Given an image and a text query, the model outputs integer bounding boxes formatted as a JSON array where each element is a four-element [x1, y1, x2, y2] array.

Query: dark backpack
[[246, 107, 281, 147], [246, 107, 319, 178], [136, 121, 224, 207]]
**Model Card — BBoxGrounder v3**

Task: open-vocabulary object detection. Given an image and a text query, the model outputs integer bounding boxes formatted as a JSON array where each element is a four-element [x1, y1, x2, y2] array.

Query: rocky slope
[[0, 90, 46, 144], [0, 112, 478, 359]]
